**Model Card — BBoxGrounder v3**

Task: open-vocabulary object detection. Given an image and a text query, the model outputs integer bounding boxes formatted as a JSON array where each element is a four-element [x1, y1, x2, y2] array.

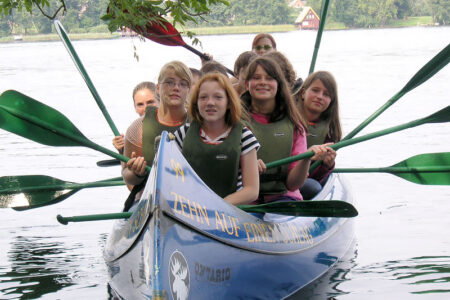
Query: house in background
[[294, 6, 320, 30]]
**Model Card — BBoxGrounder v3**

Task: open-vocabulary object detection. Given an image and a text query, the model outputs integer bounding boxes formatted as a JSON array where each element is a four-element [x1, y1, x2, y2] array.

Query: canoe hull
[[105, 132, 354, 299]]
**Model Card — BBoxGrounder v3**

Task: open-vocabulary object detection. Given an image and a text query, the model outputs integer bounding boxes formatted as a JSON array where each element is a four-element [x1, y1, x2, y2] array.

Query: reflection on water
[[289, 245, 450, 299], [288, 241, 358, 299], [1, 26, 449, 298], [0, 230, 110, 299], [0, 232, 76, 298], [353, 256, 450, 296]]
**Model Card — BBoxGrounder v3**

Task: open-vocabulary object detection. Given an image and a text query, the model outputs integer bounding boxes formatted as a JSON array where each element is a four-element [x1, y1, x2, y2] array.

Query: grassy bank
[[0, 32, 120, 43], [183, 22, 351, 35], [183, 24, 297, 35], [387, 16, 433, 27], [0, 17, 437, 43]]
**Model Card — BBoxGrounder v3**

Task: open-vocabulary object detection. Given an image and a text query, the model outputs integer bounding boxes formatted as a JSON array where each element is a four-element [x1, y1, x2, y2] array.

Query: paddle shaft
[[183, 44, 235, 76], [334, 166, 450, 174], [309, 0, 330, 74], [344, 43, 450, 141], [266, 106, 449, 169], [56, 200, 357, 224], [97, 158, 121, 167], [54, 20, 120, 136], [57, 212, 132, 225]]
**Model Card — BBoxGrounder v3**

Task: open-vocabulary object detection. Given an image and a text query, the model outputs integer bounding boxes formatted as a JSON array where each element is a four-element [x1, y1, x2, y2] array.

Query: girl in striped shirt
[[174, 73, 260, 205]]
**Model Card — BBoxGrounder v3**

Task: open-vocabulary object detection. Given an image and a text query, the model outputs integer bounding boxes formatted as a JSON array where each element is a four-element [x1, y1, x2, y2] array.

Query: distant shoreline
[[0, 17, 439, 44]]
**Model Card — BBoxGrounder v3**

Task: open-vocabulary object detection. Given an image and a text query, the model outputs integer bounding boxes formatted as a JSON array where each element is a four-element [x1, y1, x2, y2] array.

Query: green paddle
[[266, 105, 450, 169], [0, 90, 150, 173], [97, 159, 121, 167], [333, 152, 450, 185], [56, 200, 358, 224], [309, 0, 330, 74], [0, 175, 124, 210], [1, 89, 447, 180], [310, 43, 450, 171], [345, 43, 450, 140], [3, 152, 447, 211], [53, 20, 120, 136]]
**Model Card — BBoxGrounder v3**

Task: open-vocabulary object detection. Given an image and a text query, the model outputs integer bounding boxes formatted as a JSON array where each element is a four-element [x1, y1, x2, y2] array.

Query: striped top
[[174, 123, 260, 191]]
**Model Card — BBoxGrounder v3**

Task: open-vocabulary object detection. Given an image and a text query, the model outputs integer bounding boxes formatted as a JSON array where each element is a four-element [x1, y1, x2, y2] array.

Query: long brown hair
[[263, 51, 296, 88], [296, 71, 342, 142], [241, 57, 307, 133], [189, 73, 248, 127]]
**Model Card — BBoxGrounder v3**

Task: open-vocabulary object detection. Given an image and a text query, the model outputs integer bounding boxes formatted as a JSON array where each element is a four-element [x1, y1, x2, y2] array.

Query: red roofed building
[[294, 6, 320, 30]]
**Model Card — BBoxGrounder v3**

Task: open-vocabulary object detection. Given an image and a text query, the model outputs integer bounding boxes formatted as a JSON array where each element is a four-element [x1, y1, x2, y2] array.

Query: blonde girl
[[122, 61, 192, 210]]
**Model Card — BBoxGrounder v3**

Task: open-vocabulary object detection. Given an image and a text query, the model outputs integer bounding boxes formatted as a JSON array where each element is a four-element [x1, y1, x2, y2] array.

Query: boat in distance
[[104, 131, 355, 299]]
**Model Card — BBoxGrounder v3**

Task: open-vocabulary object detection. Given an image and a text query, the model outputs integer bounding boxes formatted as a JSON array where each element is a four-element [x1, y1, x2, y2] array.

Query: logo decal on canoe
[[274, 132, 285, 137], [216, 154, 227, 160], [169, 250, 190, 300]]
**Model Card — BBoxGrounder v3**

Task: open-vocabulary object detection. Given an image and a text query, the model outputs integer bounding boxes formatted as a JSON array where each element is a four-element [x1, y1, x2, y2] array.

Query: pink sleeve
[[288, 127, 307, 171]]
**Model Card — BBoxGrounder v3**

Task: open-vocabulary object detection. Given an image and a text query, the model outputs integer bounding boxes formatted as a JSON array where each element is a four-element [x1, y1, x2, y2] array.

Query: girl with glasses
[[121, 61, 192, 211], [252, 33, 277, 55], [174, 73, 260, 205], [241, 57, 332, 203]]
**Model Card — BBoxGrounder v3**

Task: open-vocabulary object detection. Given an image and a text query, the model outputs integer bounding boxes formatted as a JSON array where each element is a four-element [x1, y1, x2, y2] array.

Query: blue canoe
[[104, 131, 355, 299]]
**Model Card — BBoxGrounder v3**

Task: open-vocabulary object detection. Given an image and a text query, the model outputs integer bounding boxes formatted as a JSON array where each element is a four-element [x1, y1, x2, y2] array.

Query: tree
[[355, 0, 397, 27], [226, 0, 293, 26], [330, 0, 359, 26], [429, 0, 449, 24], [394, 0, 413, 19], [0, 0, 230, 33], [0, 14, 12, 35]]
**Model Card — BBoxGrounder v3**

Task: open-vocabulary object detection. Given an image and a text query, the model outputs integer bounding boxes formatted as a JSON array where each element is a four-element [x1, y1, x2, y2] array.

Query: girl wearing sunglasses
[[252, 33, 277, 55]]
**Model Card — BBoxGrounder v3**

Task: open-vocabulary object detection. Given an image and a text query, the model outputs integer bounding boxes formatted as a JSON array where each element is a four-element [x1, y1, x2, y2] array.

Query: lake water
[[0, 26, 449, 299]]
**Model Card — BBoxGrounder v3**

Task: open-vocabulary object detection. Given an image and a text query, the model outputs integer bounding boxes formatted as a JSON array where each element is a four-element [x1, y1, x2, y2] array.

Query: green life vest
[[249, 116, 293, 195], [142, 106, 186, 164], [307, 119, 329, 147], [182, 121, 243, 198]]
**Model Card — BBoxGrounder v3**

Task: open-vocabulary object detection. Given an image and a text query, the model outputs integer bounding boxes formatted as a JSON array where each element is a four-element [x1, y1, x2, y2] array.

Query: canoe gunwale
[[162, 207, 351, 255]]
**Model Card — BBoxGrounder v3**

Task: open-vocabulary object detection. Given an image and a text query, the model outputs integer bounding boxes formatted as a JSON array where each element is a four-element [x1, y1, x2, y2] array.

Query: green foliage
[[0, 0, 229, 37], [0, 0, 447, 37], [101, 0, 229, 33], [429, 0, 449, 24], [188, 0, 294, 26], [394, 0, 413, 19]]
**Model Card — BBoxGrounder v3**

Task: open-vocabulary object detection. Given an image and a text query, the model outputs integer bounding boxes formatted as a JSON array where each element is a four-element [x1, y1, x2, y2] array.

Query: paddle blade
[[401, 43, 450, 94], [136, 19, 185, 47], [0, 175, 79, 209], [0, 90, 86, 146], [0, 175, 125, 210], [239, 200, 358, 218], [422, 105, 450, 124], [391, 152, 450, 185]]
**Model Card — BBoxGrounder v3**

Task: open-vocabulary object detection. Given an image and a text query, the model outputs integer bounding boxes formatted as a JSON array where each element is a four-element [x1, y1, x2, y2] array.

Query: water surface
[[1, 26, 449, 299]]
